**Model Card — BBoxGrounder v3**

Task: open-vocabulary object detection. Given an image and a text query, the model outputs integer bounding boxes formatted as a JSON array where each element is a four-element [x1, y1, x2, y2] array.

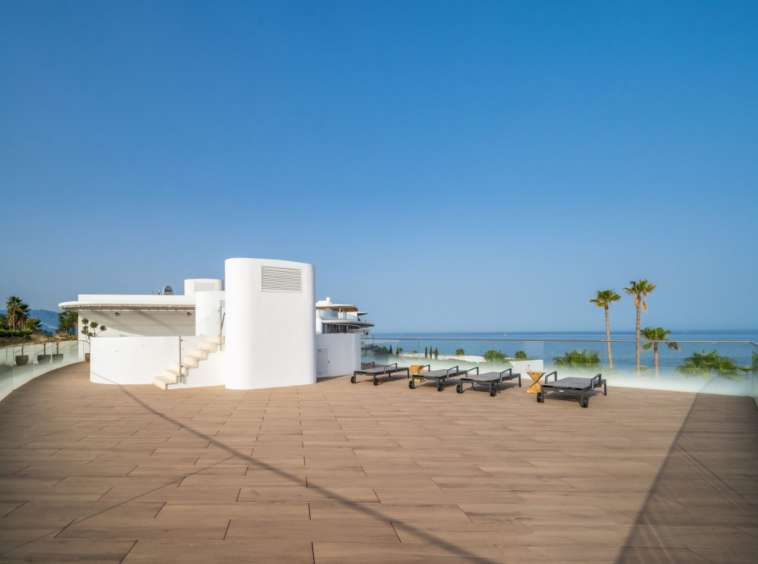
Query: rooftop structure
[[56, 258, 364, 390]]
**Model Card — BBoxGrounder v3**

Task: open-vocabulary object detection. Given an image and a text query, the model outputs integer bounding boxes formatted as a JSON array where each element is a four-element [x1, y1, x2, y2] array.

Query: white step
[[153, 376, 173, 390], [181, 356, 199, 368], [189, 349, 207, 360], [198, 342, 218, 353], [163, 370, 182, 382], [169, 364, 188, 376], [207, 336, 225, 345]]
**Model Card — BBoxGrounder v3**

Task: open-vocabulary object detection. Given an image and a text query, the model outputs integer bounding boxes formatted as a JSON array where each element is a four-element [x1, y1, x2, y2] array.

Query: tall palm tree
[[641, 327, 680, 378], [589, 290, 621, 369], [623, 279, 657, 371], [5, 296, 30, 331]]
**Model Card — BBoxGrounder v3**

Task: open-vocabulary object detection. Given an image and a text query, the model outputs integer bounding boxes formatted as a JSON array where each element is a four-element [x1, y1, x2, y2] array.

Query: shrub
[[455, 348, 465, 355], [552, 349, 601, 369], [0, 330, 33, 338], [483, 349, 507, 363], [675, 350, 746, 380], [514, 350, 528, 359]]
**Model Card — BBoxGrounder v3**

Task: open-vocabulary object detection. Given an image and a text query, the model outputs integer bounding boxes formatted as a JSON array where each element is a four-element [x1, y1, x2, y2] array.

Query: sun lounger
[[351, 362, 411, 386], [456, 367, 522, 397], [536, 372, 607, 408], [408, 365, 470, 392]]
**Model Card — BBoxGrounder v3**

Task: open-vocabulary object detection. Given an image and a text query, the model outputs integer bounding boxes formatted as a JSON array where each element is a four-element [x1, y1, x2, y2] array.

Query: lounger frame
[[408, 365, 470, 392], [456, 367, 522, 397], [351, 362, 411, 386], [536, 372, 607, 408]]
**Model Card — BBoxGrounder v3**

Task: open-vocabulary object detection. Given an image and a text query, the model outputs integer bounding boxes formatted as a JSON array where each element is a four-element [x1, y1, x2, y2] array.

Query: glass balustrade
[[0, 340, 87, 402], [361, 336, 758, 397]]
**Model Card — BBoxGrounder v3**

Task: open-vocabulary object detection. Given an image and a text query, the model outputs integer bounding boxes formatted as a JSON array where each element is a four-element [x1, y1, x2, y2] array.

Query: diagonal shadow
[[74, 372, 504, 564], [614, 378, 758, 564]]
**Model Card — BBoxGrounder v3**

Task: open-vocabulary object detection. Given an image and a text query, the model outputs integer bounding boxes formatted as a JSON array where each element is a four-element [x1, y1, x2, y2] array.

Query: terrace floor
[[0, 363, 757, 563]]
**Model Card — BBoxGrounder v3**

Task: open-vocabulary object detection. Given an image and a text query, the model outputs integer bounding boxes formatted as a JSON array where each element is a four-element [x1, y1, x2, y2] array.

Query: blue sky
[[1, 1, 757, 332]]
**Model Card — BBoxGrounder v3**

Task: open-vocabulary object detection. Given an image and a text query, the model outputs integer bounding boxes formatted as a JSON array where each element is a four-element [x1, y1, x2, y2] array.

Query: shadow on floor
[[614, 379, 758, 563]]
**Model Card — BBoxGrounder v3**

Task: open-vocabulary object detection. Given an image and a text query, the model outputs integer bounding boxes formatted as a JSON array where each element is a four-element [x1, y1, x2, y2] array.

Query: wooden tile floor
[[0, 362, 756, 563]]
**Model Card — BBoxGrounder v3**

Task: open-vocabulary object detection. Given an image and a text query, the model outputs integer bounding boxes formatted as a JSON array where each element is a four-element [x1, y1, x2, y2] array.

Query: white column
[[224, 258, 316, 390]]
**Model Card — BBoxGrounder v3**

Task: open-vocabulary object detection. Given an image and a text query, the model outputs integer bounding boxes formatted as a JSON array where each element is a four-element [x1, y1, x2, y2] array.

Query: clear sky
[[1, 1, 757, 332]]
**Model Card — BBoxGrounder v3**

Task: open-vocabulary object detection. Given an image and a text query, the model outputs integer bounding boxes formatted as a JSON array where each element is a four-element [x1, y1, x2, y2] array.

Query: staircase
[[153, 336, 224, 390]]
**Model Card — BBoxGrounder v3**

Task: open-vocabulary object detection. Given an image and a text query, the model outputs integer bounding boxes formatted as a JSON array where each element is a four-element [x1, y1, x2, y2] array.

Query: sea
[[370, 330, 758, 371]]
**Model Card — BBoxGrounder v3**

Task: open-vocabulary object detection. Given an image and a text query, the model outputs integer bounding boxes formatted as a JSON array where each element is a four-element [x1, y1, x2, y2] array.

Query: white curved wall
[[224, 258, 315, 390], [195, 291, 226, 337]]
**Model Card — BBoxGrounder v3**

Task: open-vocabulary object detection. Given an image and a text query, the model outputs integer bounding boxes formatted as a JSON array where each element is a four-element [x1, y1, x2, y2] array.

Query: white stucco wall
[[89, 335, 225, 387], [315, 333, 361, 378], [195, 291, 226, 337], [224, 258, 316, 390], [90, 336, 180, 385]]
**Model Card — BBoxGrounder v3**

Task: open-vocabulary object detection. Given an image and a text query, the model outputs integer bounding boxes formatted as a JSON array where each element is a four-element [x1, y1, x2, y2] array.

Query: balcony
[[318, 310, 361, 322]]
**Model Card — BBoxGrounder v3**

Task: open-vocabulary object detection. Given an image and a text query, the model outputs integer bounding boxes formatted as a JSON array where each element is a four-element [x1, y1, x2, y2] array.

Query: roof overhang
[[321, 320, 375, 328], [59, 301, 195, 312], [316, 304, 359, 312]]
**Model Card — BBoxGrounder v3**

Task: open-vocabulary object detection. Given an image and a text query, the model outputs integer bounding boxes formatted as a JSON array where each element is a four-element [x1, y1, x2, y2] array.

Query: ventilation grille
[[193, 281, 217, 292], [261, 266, 302, 293]]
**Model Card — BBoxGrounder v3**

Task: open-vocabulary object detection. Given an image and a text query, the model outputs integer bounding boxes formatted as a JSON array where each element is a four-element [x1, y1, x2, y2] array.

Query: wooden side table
[[526, 371, 545, 394]]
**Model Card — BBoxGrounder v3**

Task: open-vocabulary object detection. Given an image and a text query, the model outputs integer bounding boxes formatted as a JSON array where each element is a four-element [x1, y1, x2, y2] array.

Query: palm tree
[[623, 279, 657, 371], [589, 290, 621, 369], [24, 318, 43, 332], [5, 296, 30, 331], [641, 327, 680, 378], [455, 348, 465, 356]]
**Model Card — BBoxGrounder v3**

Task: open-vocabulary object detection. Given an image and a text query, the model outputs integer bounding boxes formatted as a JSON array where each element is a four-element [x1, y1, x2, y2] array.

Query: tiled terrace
[[0, 363, 757, 563]]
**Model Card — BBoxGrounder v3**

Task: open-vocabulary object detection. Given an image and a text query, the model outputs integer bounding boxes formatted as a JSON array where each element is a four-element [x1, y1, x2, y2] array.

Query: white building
[[314, 297, 373, 379], [59, 258, 365, 390]]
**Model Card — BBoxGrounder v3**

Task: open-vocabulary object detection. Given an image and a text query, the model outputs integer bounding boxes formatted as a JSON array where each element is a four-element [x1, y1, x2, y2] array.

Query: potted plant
[[15, 344, 29, 366], [52, 341, 64, 363], [37, 342, 52, 364], [80, 318, 107, 363]]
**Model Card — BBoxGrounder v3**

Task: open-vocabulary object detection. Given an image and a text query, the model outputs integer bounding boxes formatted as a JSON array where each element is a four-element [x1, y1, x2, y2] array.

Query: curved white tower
[[224, 258, 316, 390]]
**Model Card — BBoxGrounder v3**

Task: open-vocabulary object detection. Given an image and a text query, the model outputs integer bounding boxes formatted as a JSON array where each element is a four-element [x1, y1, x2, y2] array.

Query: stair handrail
[[219, 307, 225, 351]]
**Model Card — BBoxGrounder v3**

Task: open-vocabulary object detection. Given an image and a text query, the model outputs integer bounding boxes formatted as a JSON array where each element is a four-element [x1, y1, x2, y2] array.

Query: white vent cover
[[193, 281, 217, 292], [261, 266, 302, 293]]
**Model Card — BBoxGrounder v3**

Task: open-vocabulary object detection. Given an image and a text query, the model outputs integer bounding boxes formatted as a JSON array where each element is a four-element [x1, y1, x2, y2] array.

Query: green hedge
[[0, 330, 33, 338]]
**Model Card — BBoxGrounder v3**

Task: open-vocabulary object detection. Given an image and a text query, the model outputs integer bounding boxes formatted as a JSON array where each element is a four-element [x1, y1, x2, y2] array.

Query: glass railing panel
[[364, 337, 758, 397], [0, 346, 15, 402]]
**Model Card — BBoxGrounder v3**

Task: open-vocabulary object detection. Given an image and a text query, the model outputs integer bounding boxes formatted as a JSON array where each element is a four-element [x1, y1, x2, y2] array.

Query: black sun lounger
[[408, 365, 470, 392], [456, 367, 522, 397], [351, 362, 411, 386], [536, 372, 607, 408]]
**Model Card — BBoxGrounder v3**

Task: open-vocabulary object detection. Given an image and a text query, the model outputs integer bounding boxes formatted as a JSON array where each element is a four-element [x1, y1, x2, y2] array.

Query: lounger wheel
[[456, 383, 463, 394], [580, 397, 589, 408], [437, 381, 443, 392], [409, 380, 415, 390], [537, 392, 544, 403], [350, 375, 356, 384], [489, 387, 497, 397]]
